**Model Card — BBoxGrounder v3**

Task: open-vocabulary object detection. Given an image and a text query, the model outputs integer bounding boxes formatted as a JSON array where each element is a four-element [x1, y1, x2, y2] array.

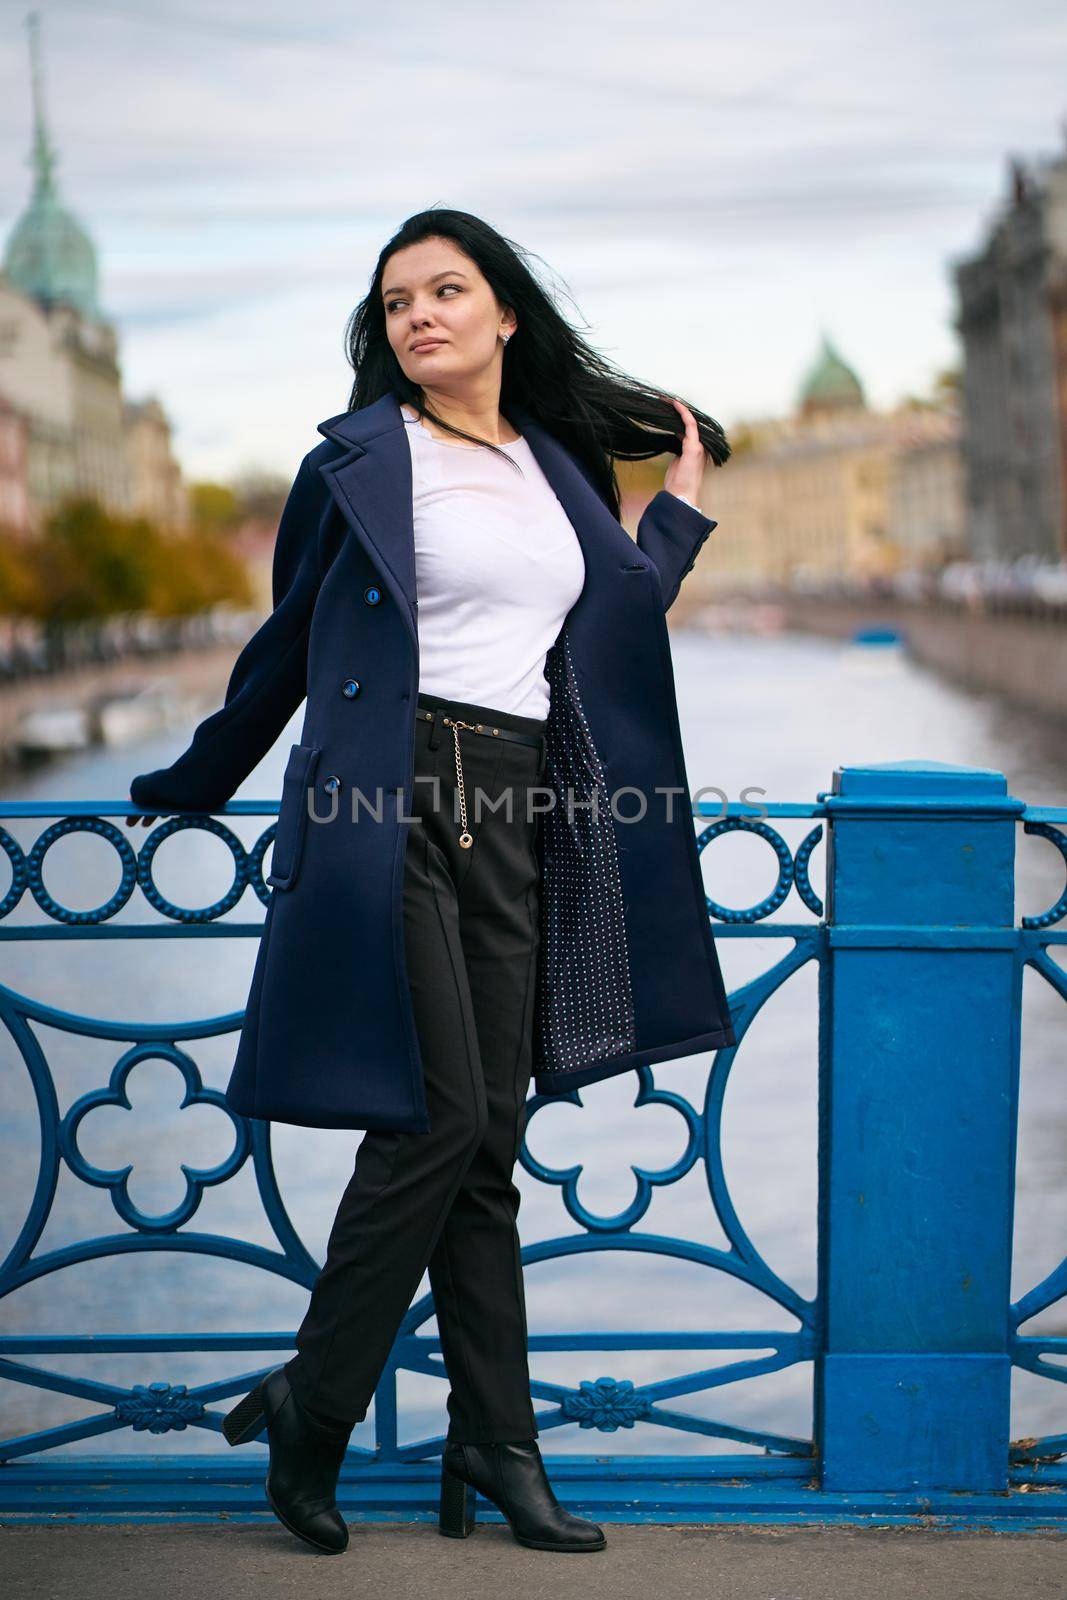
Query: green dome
[[4, 184, 99, 319], [3, 13, 99, 321], [798, 332, 865, 413]]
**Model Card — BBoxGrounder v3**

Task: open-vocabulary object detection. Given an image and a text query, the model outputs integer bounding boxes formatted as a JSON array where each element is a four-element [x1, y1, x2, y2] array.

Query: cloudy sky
[[1, 0, 1065, 483]]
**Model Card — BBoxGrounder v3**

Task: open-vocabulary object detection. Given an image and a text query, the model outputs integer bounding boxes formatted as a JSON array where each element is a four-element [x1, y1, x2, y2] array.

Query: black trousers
[[284, 688, 548, 1444]]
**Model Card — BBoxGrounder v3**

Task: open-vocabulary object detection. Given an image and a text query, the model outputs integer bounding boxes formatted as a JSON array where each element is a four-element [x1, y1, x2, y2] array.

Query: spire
[[1, 7, 101, 319], [26, 10, 57, 198]]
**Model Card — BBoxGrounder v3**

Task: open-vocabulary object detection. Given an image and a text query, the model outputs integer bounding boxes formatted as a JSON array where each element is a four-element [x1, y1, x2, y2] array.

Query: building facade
[[954, 141, 1067, 563], [685, 335, 964, 592], [0, 15, 187, 533], [0, 396, 31, 536]]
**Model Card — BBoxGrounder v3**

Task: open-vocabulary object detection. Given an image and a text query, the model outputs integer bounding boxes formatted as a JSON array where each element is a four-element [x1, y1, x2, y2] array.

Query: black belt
[[415, 706, 544, 750], [415, 704, 545, 850]]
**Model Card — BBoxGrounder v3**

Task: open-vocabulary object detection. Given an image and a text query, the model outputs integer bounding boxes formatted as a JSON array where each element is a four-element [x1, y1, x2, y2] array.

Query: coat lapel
[[316, 394, 419, 652], [506, 399, 647, 580], [314, 391, 647, 661]]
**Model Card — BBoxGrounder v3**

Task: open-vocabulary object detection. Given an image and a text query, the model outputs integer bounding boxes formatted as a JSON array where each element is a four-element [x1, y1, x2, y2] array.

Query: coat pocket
[[266, 742, 322, 891]]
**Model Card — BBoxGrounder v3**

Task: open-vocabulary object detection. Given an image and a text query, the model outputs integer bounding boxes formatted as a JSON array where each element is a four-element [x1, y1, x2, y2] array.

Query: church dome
[[4, 186, 99, 319], [2, 13, 100, 322], [798, 333, 865, 416]]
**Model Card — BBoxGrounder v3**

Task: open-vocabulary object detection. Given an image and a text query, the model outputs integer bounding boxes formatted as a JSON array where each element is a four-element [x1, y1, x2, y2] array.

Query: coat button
[[341, 678, 361, 698], [363, 586, 381, 605], [323, 774, 342, 794]]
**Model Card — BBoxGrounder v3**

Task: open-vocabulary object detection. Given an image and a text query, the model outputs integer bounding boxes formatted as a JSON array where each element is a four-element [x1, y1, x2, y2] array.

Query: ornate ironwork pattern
[[1, 774, 1066, 1527], [0, 793, 822, 1471], [1010, 817, 1067, 1471], [0, 813, 279, 924]]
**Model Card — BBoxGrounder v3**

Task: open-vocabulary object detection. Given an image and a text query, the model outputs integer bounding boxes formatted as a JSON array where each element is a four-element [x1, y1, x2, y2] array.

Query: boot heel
[[439, 1462, 477, 1538], [222, 1379, 267, 1446]]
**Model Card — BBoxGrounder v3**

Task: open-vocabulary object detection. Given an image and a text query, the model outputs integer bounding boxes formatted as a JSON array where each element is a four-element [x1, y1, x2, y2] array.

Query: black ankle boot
[[222, 1366, 350, 1554], [439, 1439, 606, 1551]]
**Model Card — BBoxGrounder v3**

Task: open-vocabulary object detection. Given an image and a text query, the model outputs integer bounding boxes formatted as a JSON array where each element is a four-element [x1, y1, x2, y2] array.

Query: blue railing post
[[816, 761, 1025, 1492]]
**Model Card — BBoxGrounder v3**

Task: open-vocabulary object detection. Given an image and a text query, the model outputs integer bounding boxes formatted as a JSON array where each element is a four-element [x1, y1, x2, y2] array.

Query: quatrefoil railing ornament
[[61, 1046, 249, 1233], [522, 1066, 702, 1233]]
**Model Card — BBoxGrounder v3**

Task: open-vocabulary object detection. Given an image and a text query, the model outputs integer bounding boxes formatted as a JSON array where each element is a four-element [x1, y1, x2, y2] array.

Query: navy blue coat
[[130, 391, 736, 1131]]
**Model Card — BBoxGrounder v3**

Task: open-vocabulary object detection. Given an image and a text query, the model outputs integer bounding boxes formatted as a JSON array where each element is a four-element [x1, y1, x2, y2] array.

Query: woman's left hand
[[662, 398, 707, 506]]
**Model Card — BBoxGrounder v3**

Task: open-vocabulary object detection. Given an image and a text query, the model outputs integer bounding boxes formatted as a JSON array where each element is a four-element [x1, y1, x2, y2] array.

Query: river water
[[1, 626, 1065, 1460]]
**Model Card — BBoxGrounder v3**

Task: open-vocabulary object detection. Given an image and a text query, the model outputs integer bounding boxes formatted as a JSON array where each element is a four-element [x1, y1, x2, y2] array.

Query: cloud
[[0, 0, 1064, 474]]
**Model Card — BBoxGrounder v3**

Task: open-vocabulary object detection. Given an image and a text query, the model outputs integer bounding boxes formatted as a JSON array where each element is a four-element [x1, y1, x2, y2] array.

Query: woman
[[127, 209, 735, 1556]]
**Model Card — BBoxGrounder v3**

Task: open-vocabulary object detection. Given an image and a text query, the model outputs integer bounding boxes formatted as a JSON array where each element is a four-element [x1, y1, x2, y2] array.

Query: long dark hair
[[342, 208, 730, 519]]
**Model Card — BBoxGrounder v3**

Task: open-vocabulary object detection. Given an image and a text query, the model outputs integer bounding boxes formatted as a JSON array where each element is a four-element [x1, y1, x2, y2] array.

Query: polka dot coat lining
[[534, 631, 638, 1077]]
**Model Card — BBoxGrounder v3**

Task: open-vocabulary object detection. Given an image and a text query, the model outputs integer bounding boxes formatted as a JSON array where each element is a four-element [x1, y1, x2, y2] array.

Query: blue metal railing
[[2, 761, 1066, 1527]]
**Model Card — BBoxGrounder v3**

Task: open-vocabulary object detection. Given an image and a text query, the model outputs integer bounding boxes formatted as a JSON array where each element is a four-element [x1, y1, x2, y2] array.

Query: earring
[[501, 332, 511, 345]]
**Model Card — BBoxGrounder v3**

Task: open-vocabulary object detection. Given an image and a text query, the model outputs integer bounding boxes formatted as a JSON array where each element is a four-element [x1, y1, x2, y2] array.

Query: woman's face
[[381, 236, 516, 389]]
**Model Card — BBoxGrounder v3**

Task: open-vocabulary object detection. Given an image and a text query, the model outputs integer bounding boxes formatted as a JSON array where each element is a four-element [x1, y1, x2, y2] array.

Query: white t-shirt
[[401, 403, 587, 720]]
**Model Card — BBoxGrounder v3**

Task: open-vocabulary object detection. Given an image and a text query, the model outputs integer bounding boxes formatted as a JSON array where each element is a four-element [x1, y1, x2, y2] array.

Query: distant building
[[887, 407, 966, 571], [953, 136, 1067, 562], [124, 399, 188, 530], [686, 334, 964, 591], [0, 396, 31, 535], [0, 14, 187, 531]]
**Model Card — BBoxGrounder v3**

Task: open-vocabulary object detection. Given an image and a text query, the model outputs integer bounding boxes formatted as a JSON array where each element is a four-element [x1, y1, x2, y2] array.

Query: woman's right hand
[[125, 793, 161, 828]]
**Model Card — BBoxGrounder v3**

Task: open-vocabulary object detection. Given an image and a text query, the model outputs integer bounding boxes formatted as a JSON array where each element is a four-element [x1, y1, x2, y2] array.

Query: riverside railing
[[1, 760, 1066, 1528]]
